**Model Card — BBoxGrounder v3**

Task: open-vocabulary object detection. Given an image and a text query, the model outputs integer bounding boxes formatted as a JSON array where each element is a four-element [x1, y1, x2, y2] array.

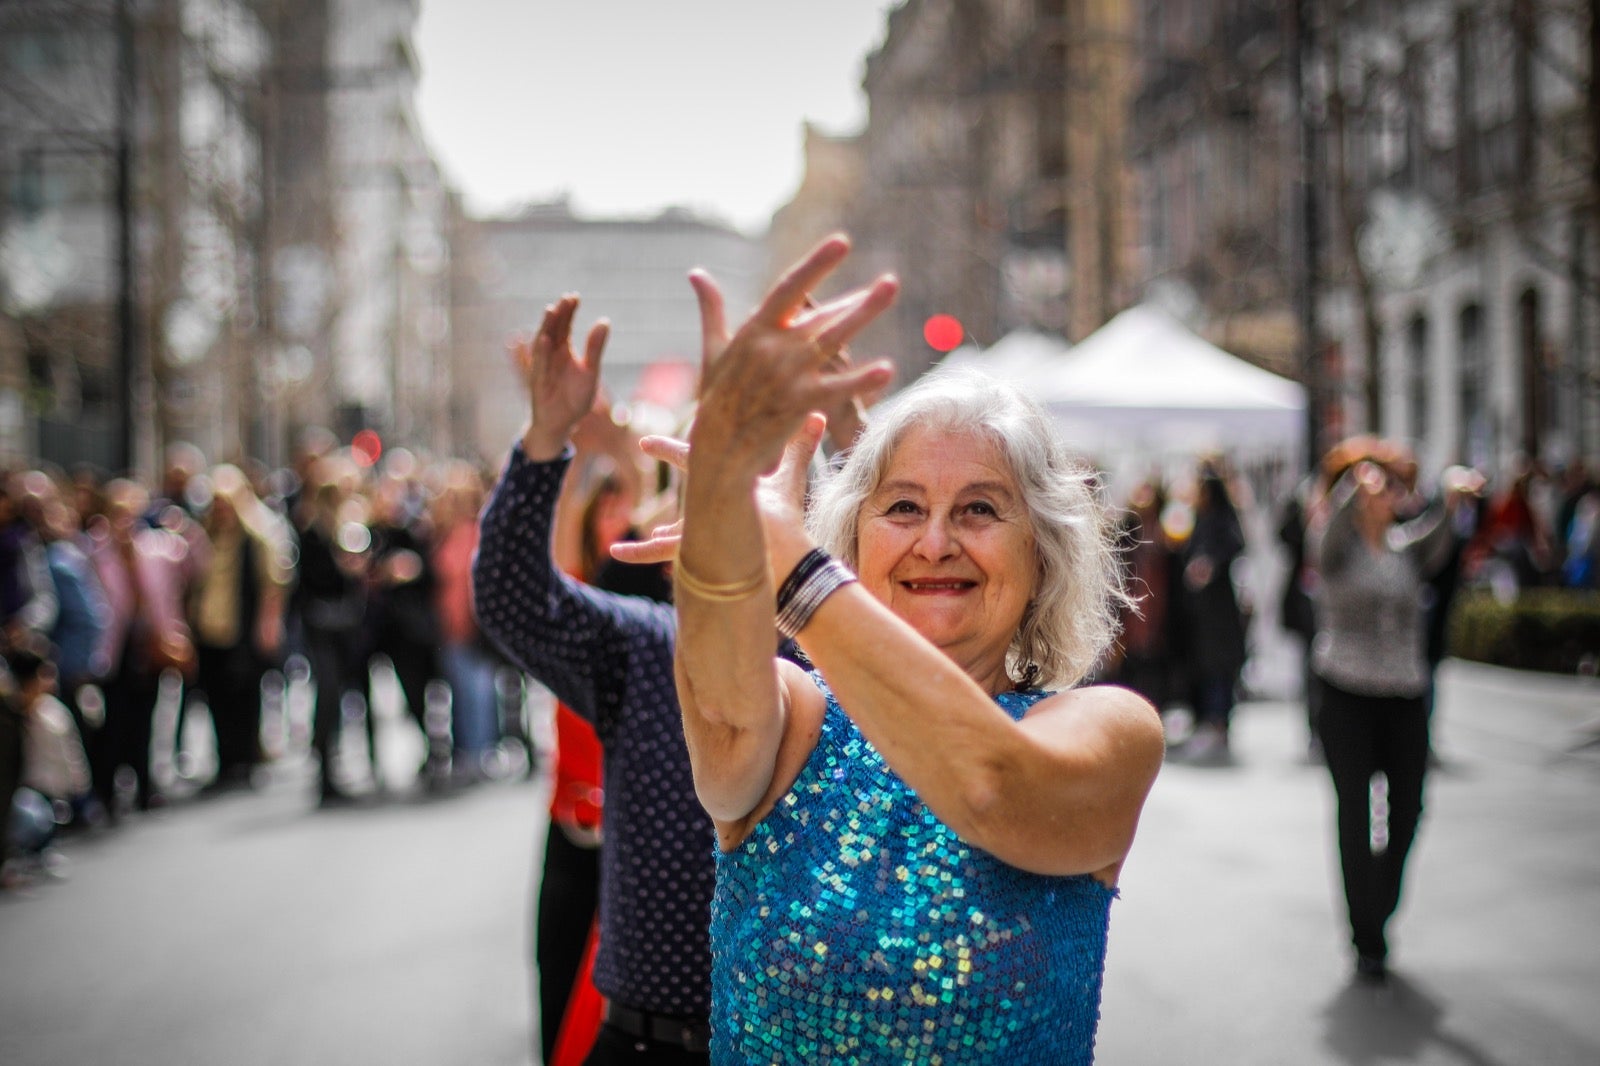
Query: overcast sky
[[414, 1, 899, 235]]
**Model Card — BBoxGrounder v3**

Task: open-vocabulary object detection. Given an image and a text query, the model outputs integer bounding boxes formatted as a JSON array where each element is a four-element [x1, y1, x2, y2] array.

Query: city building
[[0, 0, 459, 475], [263, 0, 454, 462], [840, 0, 1139, 383], [0, 0, 271, 474], [1307, 0, 1599, 475], [459, 199, 764, 465], [1129, 0, 1300, 379]]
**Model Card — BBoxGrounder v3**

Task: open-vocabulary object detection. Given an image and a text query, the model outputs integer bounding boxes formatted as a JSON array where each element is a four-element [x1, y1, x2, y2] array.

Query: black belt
[[602, 1002, 712, 1054]]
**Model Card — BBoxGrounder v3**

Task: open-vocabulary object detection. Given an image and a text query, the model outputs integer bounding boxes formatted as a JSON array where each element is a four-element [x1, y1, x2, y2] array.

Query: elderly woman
[[671, 236, 1165, 1064]]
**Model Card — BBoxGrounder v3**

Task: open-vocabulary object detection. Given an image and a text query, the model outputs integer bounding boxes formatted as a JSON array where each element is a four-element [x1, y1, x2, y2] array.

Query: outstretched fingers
[[688, 270, 730, 372], [757, 234, 852, 328], [609, 518, 682, 565], [582, 318, 610, 376], [639, 435, 690, 473], [811, 275, 900, 356], [813, 358, 895, 415]]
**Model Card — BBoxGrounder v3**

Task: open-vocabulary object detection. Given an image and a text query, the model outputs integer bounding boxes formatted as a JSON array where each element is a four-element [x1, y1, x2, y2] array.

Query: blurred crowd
[[0, 429, 531, 889], [1100, 447, 1600, 762]]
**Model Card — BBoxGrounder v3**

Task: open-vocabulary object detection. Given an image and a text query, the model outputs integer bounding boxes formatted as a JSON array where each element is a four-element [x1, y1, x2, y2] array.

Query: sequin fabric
[[710, 675, 1115, 1064]]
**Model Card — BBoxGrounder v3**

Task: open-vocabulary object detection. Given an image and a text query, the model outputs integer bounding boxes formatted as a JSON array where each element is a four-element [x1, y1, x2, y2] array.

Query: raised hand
[[510, 294, 610, 460], [611, 418, 828, 579], [687, 234, 897, 478], [609, 434, 689, 566]]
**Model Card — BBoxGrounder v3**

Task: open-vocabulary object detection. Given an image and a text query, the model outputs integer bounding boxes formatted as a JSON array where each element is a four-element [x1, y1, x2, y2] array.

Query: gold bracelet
[[674, 555, 769, 602]]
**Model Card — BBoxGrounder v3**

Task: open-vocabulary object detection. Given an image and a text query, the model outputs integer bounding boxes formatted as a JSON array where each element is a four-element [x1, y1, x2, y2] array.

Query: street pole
[[113, 0, 137, 474], [1290, 0, 1323, 473]]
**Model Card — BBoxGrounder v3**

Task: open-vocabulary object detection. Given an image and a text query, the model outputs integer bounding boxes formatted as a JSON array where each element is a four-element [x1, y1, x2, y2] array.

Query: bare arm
[[675, 235, 896, 828], [792, 582, 1163, 880]]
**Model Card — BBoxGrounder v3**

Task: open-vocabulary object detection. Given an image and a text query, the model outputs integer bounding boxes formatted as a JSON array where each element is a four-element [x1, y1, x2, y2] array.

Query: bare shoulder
[[1025, 684, 1166, 765]]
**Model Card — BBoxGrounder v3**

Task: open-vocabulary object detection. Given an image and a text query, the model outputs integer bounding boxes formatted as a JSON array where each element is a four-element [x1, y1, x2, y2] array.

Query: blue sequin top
[[710, 675, 1116, 1064]]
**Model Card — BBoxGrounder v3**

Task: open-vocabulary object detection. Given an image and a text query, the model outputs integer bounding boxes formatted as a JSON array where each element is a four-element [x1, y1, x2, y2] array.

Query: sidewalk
[[1096, 660, 1600, 1065]]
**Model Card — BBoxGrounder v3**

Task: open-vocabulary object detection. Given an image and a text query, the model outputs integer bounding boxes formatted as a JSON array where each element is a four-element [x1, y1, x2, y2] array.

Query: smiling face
[[854, 426, 1038, 693]]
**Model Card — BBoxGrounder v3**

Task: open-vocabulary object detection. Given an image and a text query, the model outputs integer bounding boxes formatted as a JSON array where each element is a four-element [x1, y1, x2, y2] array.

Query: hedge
[[1448, 588, 1600, 674]]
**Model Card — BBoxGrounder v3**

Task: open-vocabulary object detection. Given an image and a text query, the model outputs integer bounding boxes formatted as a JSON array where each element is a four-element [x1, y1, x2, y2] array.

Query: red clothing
[[432, 520, 480, 646], [551, 703, 603, 833]]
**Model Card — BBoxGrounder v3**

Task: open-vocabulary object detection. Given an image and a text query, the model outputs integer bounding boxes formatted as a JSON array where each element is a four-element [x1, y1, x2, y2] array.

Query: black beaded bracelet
[[775, 550, 857, 640], [776, 548, 832, 614]]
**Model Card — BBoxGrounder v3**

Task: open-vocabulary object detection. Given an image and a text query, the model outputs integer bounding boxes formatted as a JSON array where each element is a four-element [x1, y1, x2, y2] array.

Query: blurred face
[[855, 426, 1037, 691], [107, 485, 148, 541], [1354, 463, 1403, 530]]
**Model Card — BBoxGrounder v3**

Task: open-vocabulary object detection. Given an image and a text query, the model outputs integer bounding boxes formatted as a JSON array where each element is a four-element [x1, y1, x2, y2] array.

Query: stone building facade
[[838, 0, 1139, 382], [459, 200, 765, 466], [1308, 0, 1599, 475], [0, 0, 271, 473]]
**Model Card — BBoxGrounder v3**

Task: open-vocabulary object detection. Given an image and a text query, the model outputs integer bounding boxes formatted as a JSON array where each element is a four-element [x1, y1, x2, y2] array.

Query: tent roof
[[1036, 304, 1304, 412], [1026, 304, 1307, 462], [939, 328, 1070, 386]]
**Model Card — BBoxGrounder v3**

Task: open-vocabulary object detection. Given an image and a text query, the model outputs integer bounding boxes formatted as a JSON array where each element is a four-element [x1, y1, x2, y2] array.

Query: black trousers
[[196, 641, 264, 775], [91, 641, 163, 813], [1315, 676, 1430, 961], [536, 823, 601, 1060], [304, 627, 373, 790]]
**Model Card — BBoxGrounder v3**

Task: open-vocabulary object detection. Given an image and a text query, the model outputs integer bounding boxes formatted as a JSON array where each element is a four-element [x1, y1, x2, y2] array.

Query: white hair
[[808, 365, 1126, 688]]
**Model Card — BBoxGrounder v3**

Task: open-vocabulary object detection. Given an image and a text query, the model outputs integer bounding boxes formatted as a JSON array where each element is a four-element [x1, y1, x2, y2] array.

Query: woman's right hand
[[511, 294, 610, 460]]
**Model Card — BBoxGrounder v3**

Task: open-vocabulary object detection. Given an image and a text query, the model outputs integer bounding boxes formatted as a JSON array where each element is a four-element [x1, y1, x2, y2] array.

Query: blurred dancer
[[1308, 437, 1482, 983], [362, 474, 443, 783], [84, 480, 197, 815], [430, 463, 501, 776], [1107, 477, 1177, 711]]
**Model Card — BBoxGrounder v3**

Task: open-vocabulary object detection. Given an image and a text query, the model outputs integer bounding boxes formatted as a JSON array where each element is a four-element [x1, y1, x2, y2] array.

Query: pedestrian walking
[[1173, 460, 1249, 761], [1307, 436, 1483, 983]]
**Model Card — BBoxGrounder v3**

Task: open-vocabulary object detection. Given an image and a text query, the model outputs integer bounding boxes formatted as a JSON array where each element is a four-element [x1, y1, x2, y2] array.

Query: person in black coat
[[293, 472, 371, 805], [1176, 463, 1249, 760], [360, 474, 444, 784]]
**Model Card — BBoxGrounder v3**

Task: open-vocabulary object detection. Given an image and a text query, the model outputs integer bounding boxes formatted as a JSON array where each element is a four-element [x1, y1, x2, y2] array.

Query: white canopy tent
[[1033, 304, 1306, 460], [939, 327, 1071, 388]]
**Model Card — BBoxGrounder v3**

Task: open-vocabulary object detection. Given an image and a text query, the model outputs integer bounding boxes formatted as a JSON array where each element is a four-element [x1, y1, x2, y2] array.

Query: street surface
[[2, 660, 1598, 1065]]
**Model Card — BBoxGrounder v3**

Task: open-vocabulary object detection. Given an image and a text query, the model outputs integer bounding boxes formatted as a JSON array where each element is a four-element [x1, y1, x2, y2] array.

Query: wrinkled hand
[[510, 294, 610, 459], [609, 417, 826, 571], [688, 234, 896, 477], [610, 435, 688, 566]]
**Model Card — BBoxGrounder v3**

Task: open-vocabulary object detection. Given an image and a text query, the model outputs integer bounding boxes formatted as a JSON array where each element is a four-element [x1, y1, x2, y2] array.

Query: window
[[1407, 313, 1429, 442], [1518, 288, 1557, 458], [1458, 302, 1488, 466]]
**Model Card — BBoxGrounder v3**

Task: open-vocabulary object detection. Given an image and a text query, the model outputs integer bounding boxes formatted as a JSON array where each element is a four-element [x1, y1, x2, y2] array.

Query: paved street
[[3, 659, 1598, 1065]]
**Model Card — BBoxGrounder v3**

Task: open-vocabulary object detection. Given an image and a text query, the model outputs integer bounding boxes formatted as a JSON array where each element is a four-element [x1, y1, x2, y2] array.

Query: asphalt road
[[3, 659, 1598, 1066]]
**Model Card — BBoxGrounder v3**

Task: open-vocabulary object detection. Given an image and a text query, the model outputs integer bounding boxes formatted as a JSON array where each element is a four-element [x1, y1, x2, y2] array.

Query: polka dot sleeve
[[472, 443, 676, 738]]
